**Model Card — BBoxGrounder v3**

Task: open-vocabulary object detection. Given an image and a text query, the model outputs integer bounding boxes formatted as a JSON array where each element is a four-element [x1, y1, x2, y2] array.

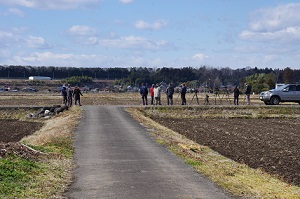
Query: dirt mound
[[0, 142, 43, 160], [0, 119, 45, 160]]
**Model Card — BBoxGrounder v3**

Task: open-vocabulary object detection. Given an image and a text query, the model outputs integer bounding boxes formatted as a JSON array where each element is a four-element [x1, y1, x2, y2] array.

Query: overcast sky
[[1, 0, 300, 69]]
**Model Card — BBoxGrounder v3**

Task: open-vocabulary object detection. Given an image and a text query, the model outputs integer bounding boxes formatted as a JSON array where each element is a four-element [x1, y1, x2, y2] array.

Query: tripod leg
[[218, 95, 222, 105], [227, 95, 231, 104], [242, 95, 246, 105], [204, 95, 210, 105], [190, 93, 195, 105]]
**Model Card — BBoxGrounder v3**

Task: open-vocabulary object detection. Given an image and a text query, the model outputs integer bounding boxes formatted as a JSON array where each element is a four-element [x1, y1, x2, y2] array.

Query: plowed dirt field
[[151, 117, 300, 186]]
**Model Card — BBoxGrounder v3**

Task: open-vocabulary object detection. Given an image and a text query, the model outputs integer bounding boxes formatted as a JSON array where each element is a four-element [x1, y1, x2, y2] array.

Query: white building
[[29, 76, 52, 80]]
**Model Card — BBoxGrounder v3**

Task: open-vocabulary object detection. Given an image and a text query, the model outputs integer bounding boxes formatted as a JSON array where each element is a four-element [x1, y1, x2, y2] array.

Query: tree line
[[0, 65, 299, 93]]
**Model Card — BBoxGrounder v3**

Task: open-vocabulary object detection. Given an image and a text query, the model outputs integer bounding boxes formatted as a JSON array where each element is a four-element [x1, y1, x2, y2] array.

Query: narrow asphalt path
[[66, 106, 233, 199]]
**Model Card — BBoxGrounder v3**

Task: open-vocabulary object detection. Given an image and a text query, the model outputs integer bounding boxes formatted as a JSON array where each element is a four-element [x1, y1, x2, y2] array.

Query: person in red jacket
[[149, 84, 155, 105]]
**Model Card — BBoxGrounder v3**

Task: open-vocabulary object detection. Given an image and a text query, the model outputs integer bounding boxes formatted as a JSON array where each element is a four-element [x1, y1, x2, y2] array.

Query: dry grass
[[22, 106, 80, 146], [142, 106, 300, 119], [20, 106, 82, 198], [127, 107, 300, 199]]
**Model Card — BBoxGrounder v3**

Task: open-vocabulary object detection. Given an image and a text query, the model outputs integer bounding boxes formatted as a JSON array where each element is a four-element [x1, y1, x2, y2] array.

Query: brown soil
[[0, 119, 43, 142], [151, 117, 300, 186], [0, 119, 43, 159]]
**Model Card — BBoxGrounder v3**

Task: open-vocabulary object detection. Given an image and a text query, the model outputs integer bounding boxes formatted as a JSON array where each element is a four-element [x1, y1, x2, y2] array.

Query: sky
[[0, 0, 300, 69]]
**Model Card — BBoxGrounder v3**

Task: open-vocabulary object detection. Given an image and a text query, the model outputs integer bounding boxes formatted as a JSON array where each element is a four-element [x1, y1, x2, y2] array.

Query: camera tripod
[[190, 91, 199, 105], [204, 94, 210, 105], [213, 91, 222, 105], [221, 90, 231, 104]]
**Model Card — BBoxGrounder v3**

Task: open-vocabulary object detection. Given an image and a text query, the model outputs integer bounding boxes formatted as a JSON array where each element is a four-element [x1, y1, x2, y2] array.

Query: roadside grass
[[127, 106, 300, 199], [0, 106, 81, 198], [0, 155, 45, 198]]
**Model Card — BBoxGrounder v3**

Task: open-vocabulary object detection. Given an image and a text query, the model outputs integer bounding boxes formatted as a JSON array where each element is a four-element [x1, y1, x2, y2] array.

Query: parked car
[[259, 84, 300, 105], [22, 87, 38, 92], [90, 88, 99, 93]]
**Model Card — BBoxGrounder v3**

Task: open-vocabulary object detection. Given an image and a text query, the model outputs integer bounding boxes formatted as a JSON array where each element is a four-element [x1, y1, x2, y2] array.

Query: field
[[1, 91, 300, 198], [0, 91, 263, 106], [0, 119, 43, 143], [0, 105, 79, 198], [143, 107, 300, 186]]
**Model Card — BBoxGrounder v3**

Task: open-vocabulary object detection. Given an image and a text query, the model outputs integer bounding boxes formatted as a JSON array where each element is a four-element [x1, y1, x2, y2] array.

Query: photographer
[[166, 83, 174, 105], [245, 83, 251, 105], [233, 85, 239, 105], [181, 83, 187, 105]]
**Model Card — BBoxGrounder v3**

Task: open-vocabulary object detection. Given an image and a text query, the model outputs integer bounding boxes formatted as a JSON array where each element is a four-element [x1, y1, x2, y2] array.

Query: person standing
[[245, 83, 251, 105], [61, 86, 68, 105], [67, 84, 73, 107], [181, 83, 187, 105], [154, 84, 162, 105], [233, 85, 239, 105], [73, 86, 83, 106], [166, 83, 174, 105], [150, 84, 155, 105], [139, 83, 148, 105]]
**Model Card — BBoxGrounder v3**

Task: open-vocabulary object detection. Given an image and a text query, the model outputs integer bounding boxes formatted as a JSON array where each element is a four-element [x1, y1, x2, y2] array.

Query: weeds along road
[[66, 106, 233, 199]]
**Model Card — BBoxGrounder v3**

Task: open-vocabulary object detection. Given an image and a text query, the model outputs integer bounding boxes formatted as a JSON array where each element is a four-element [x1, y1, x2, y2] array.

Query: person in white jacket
[[154, 84, 162, 105]]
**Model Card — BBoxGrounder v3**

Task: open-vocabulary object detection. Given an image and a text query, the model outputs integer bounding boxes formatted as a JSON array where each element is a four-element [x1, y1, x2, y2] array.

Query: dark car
[[22, 87, 38, 92]]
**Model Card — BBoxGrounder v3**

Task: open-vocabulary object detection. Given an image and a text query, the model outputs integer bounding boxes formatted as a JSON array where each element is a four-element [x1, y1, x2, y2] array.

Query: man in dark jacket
[[245, 83, 251, 105], [233, 85, 239, 105], [181, 83, 187, 105], [166, 83, 175, 105], [73, 86, 83, 106], [61, 86, 67, 105], [140, 83, 148, 105]]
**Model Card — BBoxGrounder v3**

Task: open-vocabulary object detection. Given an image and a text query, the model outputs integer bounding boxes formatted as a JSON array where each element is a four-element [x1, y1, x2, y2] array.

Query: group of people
[[139, 83, 187, 106], [141, 82, 252, 106], [61, 83, 251, 106], [61, 85, 83, 106], [233, 83, 252, 105]]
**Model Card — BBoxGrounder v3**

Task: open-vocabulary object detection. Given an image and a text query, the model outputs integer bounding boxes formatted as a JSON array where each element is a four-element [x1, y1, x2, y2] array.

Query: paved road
[[66, 106, 233, 199]]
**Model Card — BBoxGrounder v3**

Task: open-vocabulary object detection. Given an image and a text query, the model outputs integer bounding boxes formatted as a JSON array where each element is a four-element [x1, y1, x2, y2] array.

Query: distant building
[[29, 76, 52, 80]]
